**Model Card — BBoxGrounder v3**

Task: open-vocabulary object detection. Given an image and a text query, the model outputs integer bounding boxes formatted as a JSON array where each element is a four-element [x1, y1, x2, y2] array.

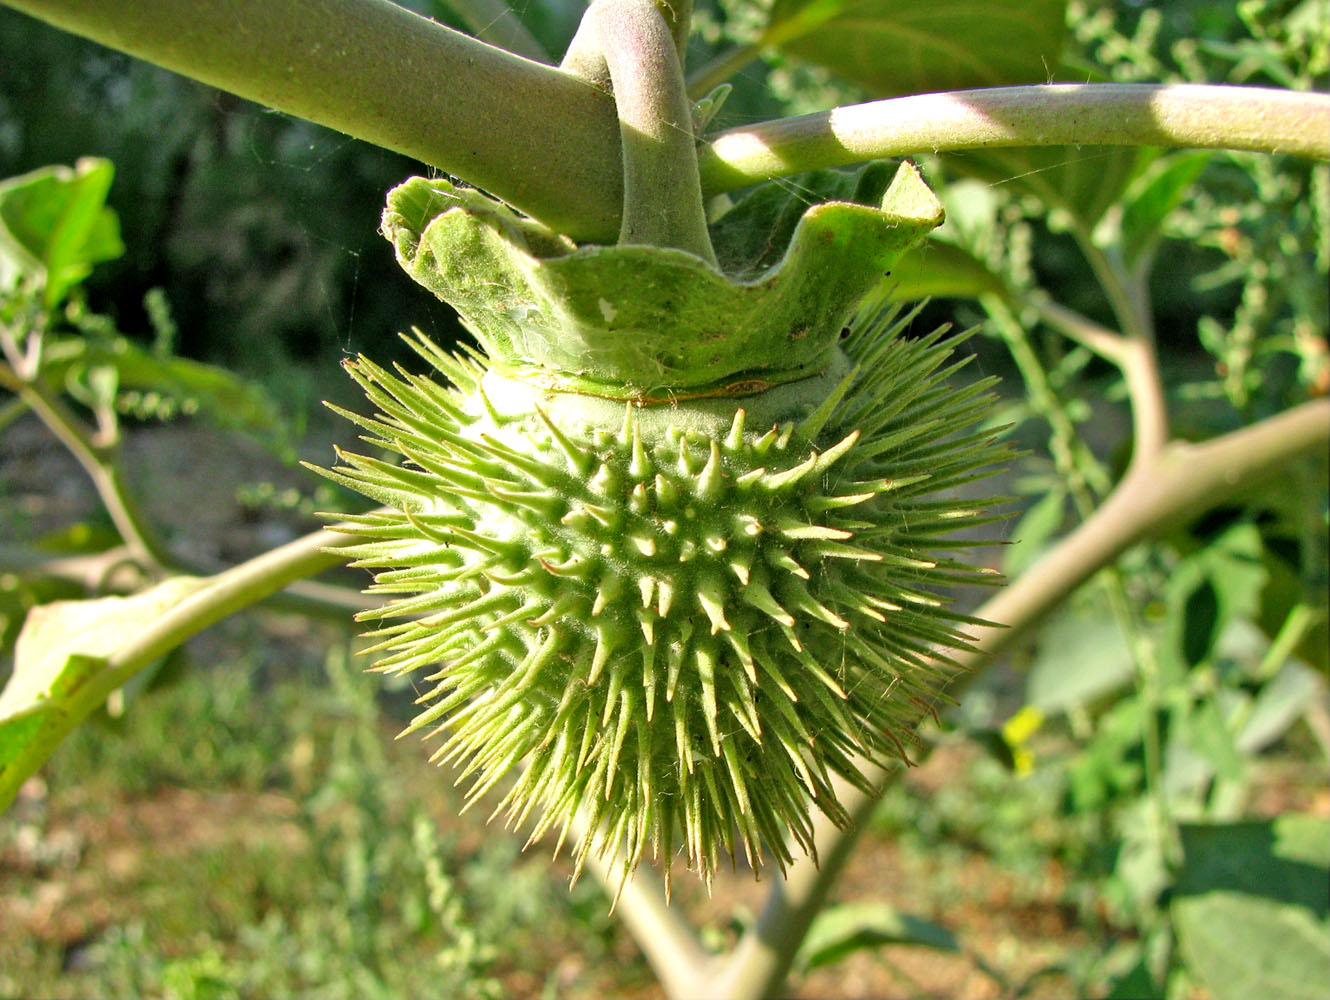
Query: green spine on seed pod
[[318, 161, 1008, 894]]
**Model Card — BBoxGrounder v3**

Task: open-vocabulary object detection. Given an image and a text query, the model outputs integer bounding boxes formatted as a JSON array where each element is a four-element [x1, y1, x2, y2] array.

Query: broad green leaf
[[0, 577, 205, 813], [1172, 816, 1330, 1000], [0, 158, 123, 309], [1120, 151, 1212, 267], [1176, 894, 1329, 1000], [943, 145, 1151, 237], [1026, 604, 1135, 713], [796, 900, 958, 972], [763, 0, 1068, 98], [1178, 815, 1330, 899]]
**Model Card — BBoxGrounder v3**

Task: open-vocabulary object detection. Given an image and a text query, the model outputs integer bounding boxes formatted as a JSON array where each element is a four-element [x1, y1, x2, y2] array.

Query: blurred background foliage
[[1, 0, 1327, 998]]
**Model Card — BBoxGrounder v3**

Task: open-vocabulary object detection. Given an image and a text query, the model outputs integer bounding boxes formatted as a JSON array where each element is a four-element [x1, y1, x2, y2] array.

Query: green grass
[[1, 617, 638, 1000]]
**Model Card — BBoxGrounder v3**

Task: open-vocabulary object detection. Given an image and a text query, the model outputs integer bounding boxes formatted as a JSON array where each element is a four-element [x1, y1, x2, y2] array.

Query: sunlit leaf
[[1120, 151, 1212, 267], [796, 900, 958, 972], [0, 577, 205, 813], [1173, 816, 1330, 1000], [1026, 603, 1136, 713], [0, 157, 123, 309]]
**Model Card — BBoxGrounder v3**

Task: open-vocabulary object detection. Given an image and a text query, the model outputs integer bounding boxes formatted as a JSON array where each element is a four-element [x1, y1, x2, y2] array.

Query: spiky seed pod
[[316, 306, 1005, 892], [317, 161, 1007, 893]]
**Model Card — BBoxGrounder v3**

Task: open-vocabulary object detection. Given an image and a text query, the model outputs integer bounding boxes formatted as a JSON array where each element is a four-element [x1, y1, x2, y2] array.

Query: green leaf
[[1104, 957, 1162, 999], [0, 577, 205, 813], [1238, 660, 1323, 754], [1179, 699, 1246, 784], [0, 158, 123, 309], [1257, 548, 1329, 674], [944, 145, 1150, 236], [1120, 151, 1212, 267], [1026, 604, 1135, 713], [1172, 816, 1330, 1000], [796, 900, 959, 972], [1165, 523, 1269, 672], [763, 0, 1068, 98]]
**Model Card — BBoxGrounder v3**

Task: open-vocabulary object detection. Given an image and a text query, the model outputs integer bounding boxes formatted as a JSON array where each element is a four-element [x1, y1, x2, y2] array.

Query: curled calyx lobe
[[320, 160, 1008, 892], [381, 159, 945, 401]]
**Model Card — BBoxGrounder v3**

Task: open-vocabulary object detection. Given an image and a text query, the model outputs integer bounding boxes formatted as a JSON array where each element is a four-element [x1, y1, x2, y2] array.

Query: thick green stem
[[700, 84, 1330, 193], [562, 0, 716, 262], [1, 0, 625, 242]]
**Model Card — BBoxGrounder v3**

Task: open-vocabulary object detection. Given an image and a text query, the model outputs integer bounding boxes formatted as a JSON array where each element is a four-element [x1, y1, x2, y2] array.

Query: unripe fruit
[[318, 164, 1005, 892]]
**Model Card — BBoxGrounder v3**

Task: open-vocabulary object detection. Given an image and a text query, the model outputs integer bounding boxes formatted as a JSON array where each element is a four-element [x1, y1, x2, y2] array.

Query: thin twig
[[1035, 297, 1170, 467], [1, 364, 170, 566]]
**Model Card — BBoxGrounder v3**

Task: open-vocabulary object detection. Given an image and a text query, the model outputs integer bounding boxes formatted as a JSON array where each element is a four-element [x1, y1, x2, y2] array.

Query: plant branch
[[1036, 297, 1170, 468], [0, 0, 625, 242], [982, 296, 1111, 502], [0, 395, 27, 434], [699, 84, 1330, 194], [98, 526, 357, 674], [576, 833, 716, 999], [562, 0, 716, 262], [687, 396, 1330, 998], [6, 7, 1325, 240], [0, 525, 359, 814], [0, 362, 170, 567]]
